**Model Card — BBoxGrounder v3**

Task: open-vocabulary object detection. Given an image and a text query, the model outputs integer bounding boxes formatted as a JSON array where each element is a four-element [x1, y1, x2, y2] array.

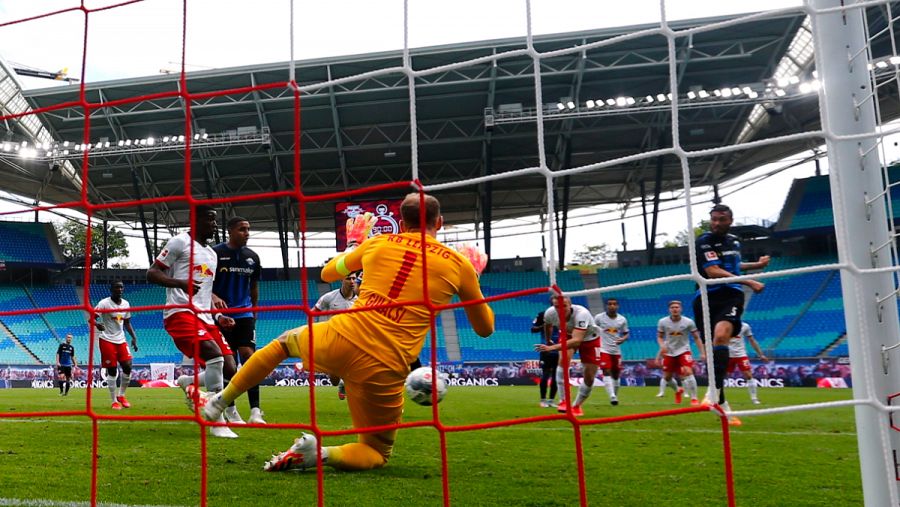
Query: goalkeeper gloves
[[345, 212, 377, 250], [454, 242, 488, 275]]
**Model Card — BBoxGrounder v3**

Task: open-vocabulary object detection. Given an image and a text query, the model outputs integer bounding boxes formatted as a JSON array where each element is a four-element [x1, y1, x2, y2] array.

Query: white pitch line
[[0, 498, 186, 507], [0, 418, 854, 437]]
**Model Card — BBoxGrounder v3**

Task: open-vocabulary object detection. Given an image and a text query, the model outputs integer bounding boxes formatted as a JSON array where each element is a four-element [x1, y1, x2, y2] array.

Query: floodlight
[[776, 77, 790, 87], [566, 101, 575, 109], [698, 90, 709, 98], [625, 97, 635, 105], [644, 95, 653, 103], [876, 61, 889, 69], [656, 93, 666, 101], [585, 100, 596, 108], [687, 91, 697, 99], [721, 88, 733, 98], [605, 99, 616, 106], [775, 88, 787, 97], [147, 137, 155, 146], [742, 87, 753, 95]]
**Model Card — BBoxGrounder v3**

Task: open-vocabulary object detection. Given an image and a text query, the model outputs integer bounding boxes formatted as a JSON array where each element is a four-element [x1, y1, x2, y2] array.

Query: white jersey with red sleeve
[[94, 297, 130, 344], [543, 304, 599, 342], [154, 232, 218, 324], [658, 316, 697, 356], [595, 312, 629, 354], [729, 322, 752, 358]]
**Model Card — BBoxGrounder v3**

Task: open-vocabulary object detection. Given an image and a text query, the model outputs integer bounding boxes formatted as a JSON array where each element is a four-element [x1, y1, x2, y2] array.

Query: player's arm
[[124, 318, 138, 351], [71, 350, 77, 368], [617, 323, 630, 344], [147, 263, 198, 293], [543, 323, 554, 345], [703, 264, 765, 293], [741, 255, 771, 272], [56, 346, 61, 367], [656, 329, 666, 357], [321, 243, 367, 283], [537, 327, 587, 352], [691, 329, 707, 361], [747, 333, 767, 362], [250, 277, 259, 320], [457, 263, 494, 337]]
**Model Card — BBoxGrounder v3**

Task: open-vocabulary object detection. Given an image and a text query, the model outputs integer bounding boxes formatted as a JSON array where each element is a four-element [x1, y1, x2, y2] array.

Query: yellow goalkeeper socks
[[326, 443, 389, 471], [221, 340, 287, 405]]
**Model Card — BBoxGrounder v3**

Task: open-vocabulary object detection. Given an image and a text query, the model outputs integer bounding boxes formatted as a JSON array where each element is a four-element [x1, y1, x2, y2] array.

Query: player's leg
[[208, 322, 335, 416], [679, 355, 698, 404], [612, 355, 622, 397], [574, 363, 597, 412], [99, 340, 121, 408], [555, 360, 570, 411], [741, 361, 759, 403], [546, 354, 558, 406], [222, 354, 246, 424], [236, 344, 265, 423], [57, 368, 64, 395], [539, 359, 550, 406], [117, 358, 133, 408]]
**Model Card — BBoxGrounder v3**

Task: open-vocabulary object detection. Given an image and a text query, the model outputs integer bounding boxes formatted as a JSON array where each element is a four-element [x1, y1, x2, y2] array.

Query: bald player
[[202, 192, 494, 472]]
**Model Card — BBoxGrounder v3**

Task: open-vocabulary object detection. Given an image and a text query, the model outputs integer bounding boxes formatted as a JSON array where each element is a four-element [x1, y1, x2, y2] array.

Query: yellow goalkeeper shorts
[[281, 322, 406, 459]]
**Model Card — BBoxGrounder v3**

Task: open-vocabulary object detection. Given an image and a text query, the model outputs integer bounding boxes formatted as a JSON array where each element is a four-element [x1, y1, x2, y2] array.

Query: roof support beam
[[327, 65, 350, 192]]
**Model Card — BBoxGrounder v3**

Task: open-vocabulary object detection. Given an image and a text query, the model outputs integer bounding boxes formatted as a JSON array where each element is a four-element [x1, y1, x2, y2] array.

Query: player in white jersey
[[594, 298, 629, 406], [92, 281, 139, 410], [534, 294, 600, 416], [314, 271, 360, 399], [656, 301, 705, 405], [729, 322, 767, 407], [147, 205, 239, 439]]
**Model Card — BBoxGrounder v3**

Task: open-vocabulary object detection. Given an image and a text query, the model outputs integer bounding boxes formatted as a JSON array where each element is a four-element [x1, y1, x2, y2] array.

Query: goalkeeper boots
[[264, 433, 323, 472]]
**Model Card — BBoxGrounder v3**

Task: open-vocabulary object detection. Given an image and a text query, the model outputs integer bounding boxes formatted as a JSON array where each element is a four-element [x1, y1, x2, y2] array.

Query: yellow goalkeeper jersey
[[321, 232, 494, 373]]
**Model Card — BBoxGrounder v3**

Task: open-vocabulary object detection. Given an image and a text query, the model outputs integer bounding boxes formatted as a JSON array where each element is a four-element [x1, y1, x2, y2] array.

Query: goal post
[[811, 0, 900, 504]]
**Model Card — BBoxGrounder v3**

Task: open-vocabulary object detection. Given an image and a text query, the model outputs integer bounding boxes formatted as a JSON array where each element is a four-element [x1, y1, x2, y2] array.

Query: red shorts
[[164, 312, 232, 366], [662, 352, 694, 373], [598, 352, 622, 373], [728, 356, 751, 373], [577, 340, 602, 366], [99, 340, 132, 367]]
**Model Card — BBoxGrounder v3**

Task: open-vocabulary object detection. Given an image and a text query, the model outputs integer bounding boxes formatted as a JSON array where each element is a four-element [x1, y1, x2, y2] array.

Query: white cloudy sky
[[0, 0, 877, 268]]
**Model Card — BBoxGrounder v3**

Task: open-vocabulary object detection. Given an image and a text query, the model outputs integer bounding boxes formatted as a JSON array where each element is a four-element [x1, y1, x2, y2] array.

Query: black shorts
[[693, 288, 744, 341], [540, 352, 559, 371], [222, 317, 256, 349], [58, 366, 72, 377]]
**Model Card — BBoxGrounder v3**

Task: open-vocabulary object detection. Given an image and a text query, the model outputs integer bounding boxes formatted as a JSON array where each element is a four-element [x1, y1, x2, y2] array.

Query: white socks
[[683, 375, 698, 400], [119, 372, 130, 397], [106, 370, 118, 402], [747, 378, 758, 400], [657, 379, 668, 395], [614, 378, 620, 395], [667, 377, 679, 391], [604, 376, 615, 399], [574, 383, 593, 407], [205, 357, 225, 393]]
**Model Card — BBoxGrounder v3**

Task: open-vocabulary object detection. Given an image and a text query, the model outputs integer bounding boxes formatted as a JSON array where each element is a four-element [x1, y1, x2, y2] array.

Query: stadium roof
[[3, 6, 899, 242]]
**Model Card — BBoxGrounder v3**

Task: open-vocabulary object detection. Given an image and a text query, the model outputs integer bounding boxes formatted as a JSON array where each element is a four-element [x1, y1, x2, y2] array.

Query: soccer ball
[[404, 366, 447, 406]]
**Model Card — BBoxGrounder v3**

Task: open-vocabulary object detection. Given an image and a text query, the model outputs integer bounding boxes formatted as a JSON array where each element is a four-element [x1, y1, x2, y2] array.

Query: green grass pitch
[[0, 386, 860, 506]]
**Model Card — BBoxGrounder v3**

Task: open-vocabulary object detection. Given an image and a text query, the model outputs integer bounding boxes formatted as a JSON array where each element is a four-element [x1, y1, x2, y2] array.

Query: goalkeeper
[[203, 192, 494, 471]]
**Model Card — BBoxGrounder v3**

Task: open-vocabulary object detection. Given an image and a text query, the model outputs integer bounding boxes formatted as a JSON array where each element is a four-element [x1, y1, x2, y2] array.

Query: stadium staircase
[[762, 270, 838, 355], [0, 319, 42, 364], [581, 272, 604, 312], [439, 311, 461, 362], [819, 332, 848, 357]]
